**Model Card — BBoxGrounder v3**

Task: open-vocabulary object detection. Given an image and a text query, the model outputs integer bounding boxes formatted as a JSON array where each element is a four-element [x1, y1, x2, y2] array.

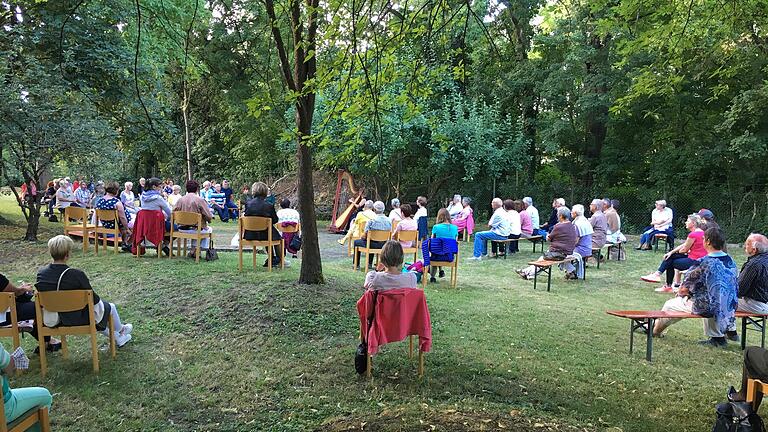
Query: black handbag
[[205, 246, 219, 261], [289, 234, 302, 252], [355, 291, 378, 375], [543, 251, 566, 261], [713, 401, 766, 432]]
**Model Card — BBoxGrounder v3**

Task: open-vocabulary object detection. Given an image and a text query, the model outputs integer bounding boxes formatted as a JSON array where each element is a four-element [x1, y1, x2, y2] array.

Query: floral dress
[[96, 196, 130, 229]]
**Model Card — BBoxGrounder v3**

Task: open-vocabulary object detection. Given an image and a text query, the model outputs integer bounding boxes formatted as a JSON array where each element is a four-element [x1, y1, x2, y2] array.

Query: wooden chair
[[275, 222, 301, 259], [94, 209, 121, 255], [391, 219, 400, 232], [239, 217, 284, 271], [169, 211, 213, 263], [394, 230, 419, 263], [354, 229, 392, 271], [421, 238, 459, 288], [63, 207, 96, 253], [0, 394, 51, 432], [653, 233, 672, 252], [747, 379, 767, 410], [0, 293, 21, 377], [33, 290, 116, 378], [348, 217, 369, 256]]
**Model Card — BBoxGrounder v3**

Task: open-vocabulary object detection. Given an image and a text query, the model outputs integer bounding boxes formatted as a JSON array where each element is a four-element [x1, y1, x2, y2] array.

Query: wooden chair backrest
[[367, 229, 392, 243], [95, 209, 118, 224], [172, 211, 202, 229], [275, 222, 300, 233], [395, 229, 418, 243], [392, 219, 399, 231], [354, 218, 369, 236], [240, 216, 272, 232], [36, 290, 92, 313], [64, 206, 88, 224], [0, 292, 15, 312]]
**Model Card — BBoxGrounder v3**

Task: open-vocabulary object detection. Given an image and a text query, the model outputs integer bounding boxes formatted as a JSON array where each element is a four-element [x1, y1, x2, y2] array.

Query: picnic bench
[[526, 256, 584, 292], [653, 233, 673, 252], [588, 242, 626, 269], [492, 235, 545, 257], [606, 310, 768, 362]]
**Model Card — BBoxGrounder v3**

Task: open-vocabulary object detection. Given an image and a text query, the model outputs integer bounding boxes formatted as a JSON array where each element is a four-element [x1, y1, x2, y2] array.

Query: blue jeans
[[658, 252, 696, 285], [225, 200, 239, 219], [473, 231, 509, 257], [639, 227, 674, 247], [4, 386, 52, 429], [212, 205, 229, 222]]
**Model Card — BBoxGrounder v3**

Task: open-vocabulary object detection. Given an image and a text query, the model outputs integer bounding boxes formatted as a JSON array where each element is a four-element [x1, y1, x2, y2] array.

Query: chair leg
[[418, 351, 424, 377], [82, 235, 88, 253], [367, 355, 372, 379], [39, 406, 51, 432], [37, 333, 48, 378], [196, 243, 201, 263], [239, 246, 243, 271], [422, 267, 428, 289], [268, 246, 273, 272], [95, 234, 99, 255], [114, 233, 118, 254], [409, 335, 414, 359], [109, 314, 116, 360], [61, 335, 69, 359], [90, 331, 99, 374], [281, 243, 285, 269], [252, 247, 257, 270]]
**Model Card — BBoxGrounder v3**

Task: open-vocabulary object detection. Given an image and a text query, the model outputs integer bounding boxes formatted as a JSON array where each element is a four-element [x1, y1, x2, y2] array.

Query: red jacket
[[357, 288, 432, 356], [132, 210, 165, 255]]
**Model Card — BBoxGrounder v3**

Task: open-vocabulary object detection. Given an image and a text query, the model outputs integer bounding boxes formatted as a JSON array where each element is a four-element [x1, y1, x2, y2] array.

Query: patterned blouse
[[96, 196, 131, 229]]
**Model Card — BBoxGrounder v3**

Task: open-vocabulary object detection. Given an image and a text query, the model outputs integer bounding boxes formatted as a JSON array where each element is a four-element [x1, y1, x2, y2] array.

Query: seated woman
[[491, 199, 521, 257], [518, 200, 533, 239], [392, 204, 417, 248], [167, 185, 182, 207], [517, 207, 576, 280], [652, 228, 738, 347], [138, 177, 173, 255], [637, 200, 674, 250], [120, 181, 136, 211], [641, 214, 707, 293], [0, 274, 60, 352], [451, 197, 474, 237], [0, 341, 53, 426], [388, 198, 403, 224], [277, 198, 301, 259], [244, 182, 283, 268], [36, 235, 133, 347], [364, 241, 417, 291], [95, 182, 133, 252], [446, 195, 463, 219], [428, 208, 459, 283]]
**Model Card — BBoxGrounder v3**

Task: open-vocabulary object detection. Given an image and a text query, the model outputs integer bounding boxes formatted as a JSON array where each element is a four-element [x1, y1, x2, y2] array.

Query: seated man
[[221, 179, 239, 220], [589, 199, 608, 260], [637, 200, 674, 250], [209, 183, 229, 222], [338, 200, 376, 246], [570, 204, 593, 278], [652, 228, 738, 347], [446, 194, 463, 219], [353, 201, 392, 269], [468, 198, 511, 261], [174, 180, 214, 257], [540, 198, 564, 233], [523, 197, 544, 237], [604, 199, 626, 244], [725, 234, 768, 338], [74, 181, 92, 208]]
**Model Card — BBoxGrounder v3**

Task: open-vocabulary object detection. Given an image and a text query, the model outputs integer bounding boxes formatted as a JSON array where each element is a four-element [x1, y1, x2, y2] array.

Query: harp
[[329, 170, 363, 233]]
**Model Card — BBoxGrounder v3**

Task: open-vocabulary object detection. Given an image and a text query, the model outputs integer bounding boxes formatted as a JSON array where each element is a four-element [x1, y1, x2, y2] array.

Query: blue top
[[365, 215, 392, 232], [432, 223, 458, 239], [210, 192, 226, 207], [222, 187, 234, 202]]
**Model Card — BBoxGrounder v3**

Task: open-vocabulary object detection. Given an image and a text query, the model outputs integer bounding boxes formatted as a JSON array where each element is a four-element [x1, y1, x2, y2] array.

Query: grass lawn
[[0, 196, 750, 431]]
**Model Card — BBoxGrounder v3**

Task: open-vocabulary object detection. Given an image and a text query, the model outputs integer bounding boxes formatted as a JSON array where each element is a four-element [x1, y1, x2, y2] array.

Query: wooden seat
[[0, 293, 21, 377], [354, 229, 392, 272], [653, 234, 672, 252], [748, 379, 768, 410], [169, 211, 213, 263], [394, 230, 419, 263], [63, 207, 96, 253], [526, 255, 584, 292], [348, 217, 369, 256], [239, 217, 283, 271], [0, 393, 51, 432], [421, 238, 459, 288], [275, 222, 301, 258], [33, 290, 116, 378], [94, 209, 121, 255]]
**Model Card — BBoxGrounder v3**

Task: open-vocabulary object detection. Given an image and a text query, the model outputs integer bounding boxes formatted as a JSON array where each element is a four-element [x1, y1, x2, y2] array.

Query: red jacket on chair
[[357, 288, 432, 356], [131, 210, 165, 255]]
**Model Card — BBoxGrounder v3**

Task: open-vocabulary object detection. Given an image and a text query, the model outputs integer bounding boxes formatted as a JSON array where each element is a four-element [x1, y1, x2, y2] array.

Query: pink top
[[520, 210, 533, 235], [394, 217, 418, 247], [687, 230, 707, 260]]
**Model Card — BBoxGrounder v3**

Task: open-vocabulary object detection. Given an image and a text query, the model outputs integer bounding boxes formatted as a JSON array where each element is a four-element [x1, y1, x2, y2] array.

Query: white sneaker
[[115, 333, 132, 347], [119, 323, 133, 336], [467, 256, 482, 261], [283, 260, 291, 267]]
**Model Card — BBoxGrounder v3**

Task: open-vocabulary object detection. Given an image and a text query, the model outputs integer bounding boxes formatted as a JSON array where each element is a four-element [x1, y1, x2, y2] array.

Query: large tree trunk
[[583, 34, 610, 187], [24, 206, 40, 241], [296, 101, 323, 284]]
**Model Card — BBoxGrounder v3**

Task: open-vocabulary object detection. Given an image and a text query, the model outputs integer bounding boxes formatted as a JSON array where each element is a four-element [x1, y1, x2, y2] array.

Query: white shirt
[[447, 202, 463, 218], [526, 205, 540, 229], [277, 208, 301, 224], [573, 216, 594, 237], [389, 208, 403, 223], [364, 271, 417, 290], [651, 207, 673, 231], [414, 207, 427, 223], [489, 207, 512, 237], [506, 210, 522, 235]]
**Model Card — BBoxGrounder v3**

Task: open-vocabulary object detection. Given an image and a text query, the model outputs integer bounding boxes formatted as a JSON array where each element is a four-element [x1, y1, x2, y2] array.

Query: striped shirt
[[74, 188, 92, 207], [209, 192, 226, 207], [739, 253, 768, 303]]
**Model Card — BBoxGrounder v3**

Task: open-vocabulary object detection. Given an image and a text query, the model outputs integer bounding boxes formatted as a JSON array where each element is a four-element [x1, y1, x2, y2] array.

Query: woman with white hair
[[447, 194, 463, 219], [569, 204, 593, 279], [637, 199, 674, 250], [452, 197, 474, 237], [389, 198, 403, 223], [121, 181, 136, 210], [589, 199, 608, 251]]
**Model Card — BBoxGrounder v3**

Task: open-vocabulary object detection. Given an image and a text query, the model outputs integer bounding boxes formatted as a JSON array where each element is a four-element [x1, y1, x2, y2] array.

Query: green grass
[[0, 196, 748, 431]]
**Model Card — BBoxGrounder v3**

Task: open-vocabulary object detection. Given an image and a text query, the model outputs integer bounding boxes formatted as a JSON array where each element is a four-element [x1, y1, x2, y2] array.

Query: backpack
[[713, 401, 766, 432]]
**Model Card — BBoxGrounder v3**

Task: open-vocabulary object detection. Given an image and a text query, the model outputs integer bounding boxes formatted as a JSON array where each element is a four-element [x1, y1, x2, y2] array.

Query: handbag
[[355, 291, 378, 375], [713, 401, 766, 432], [289, 234, 302, 252], [42, 268, 69, 327], [205, 246, 219, 261], [543, 250, 566, 261]]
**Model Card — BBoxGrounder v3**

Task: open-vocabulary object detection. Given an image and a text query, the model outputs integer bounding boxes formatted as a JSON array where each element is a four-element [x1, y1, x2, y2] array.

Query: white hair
[[363, 200, 374, 210], [523, 197, 533, 205], [462, 197, 471, 205], [492, 197, 503, 207], [749, 233, 768, 254], [556, 198, 565, 206], [655, 200, 667, 207], [572, 204, 585, 216], [590, 199, 604, 210], [125, 181, 133, 189], [373, 201, 385, 213], [453, 194, 462, 202], [391, 198, 400, 208], [203, 181, 211, 188]]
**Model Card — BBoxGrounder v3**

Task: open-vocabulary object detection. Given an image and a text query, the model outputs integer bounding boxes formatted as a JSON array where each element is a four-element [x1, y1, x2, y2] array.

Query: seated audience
[[571, 204, 593, 277], [414, 196, 428, 224], [637, 200, 674, 250], [447, 195, 463, 219], [389, 198, 403, 224], [652, 228, 738, 347], [90, 181, 105, 208], [451, 197, 474, 235], [589, 199, 608, 260], [209, 183, 229, 222], [338, 200, 376, 246], [353, 201, 392, 269], [244, 182, 282, 268], [174, 180, 214, 257], [541, 198, 565, 233], [277, 198, 300, 224], [517, 207, 576, 280], [140, 177, 173, 255], [239, 185, 252, 208], [55, 179, 76, 211], [641, 214, 707, 292], [220, 180, 239, 220], [167, 185, 182, 207], [121, 181, 136, 210], [36, 235, 133, 347], [0, 340, 53, 425], [468, 198, 511, 261], [428, 208, 458, 282], [604, 199, 626, 244], [136, 177, 146, 196], [73, 181, 92, 208], [393, 204, 417, 248], [699, 208, 720, 231], [492, 199, 521, 256], [0, 274, 60, 351], [95, 182, 133, 251], [364, 241, 417, 290], [200, 181, 213, 203], [523, 197, 542, 236], [736, 233, 768, 315], [518, 200, 533, 238]]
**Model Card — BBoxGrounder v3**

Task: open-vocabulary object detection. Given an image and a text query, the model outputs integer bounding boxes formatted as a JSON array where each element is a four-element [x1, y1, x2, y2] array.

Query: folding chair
[[94, 209, 121, 255], [354, 229, 391, 271], [275, 222, 301, 259], [422, 238, 459, 288], [63, 207, 95, 253], [239, 216, 284, 271], [0, 394, 51, 432], [394, 230, 419, 263], [0, 293, 21, 376], [33, 290, 116, 378], [169, 211, 213, 263]]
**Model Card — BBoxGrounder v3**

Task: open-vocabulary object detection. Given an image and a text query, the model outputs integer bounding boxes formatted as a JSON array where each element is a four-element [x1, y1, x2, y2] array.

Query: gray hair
[[391, 198, 400, 208], [603, 198, 611, 209], [655, 199, 667, 207], [453, 194, 462, 202], [461, 197, 471, 206], [363, 200, 374, 210], [523, 197, 533, 206], [492, 197, 503, 207], [555, 198, 565, 206], [124, 181, 133, 189], [557, 206, 571, 221], [590, 199, 604, 211], [572, 204, 585, 217], [748, 233, 768, 253], [373, 201, 385, 213]]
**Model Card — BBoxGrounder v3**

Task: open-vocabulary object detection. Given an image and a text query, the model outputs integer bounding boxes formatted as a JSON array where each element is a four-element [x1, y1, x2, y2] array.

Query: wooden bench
[[606, 310, 768, 362], [526, 256, 584, 292], [491, 235, 545, 257]]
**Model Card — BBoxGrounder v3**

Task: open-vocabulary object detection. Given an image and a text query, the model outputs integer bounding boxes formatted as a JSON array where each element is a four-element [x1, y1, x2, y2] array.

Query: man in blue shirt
[[209, 183, 229, 222], [221, 179, 238, 220], [469, 198, 511, 260], [353, 201, 392, 269]]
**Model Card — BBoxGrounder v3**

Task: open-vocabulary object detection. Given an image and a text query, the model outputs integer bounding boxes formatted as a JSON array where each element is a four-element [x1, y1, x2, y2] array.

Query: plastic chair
[[239, 217, 283, 271], [169, 211, 213, 263]]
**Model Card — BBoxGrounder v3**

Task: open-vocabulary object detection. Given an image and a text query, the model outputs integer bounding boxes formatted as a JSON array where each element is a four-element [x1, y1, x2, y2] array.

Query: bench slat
[[607, 310, 768, 320]]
